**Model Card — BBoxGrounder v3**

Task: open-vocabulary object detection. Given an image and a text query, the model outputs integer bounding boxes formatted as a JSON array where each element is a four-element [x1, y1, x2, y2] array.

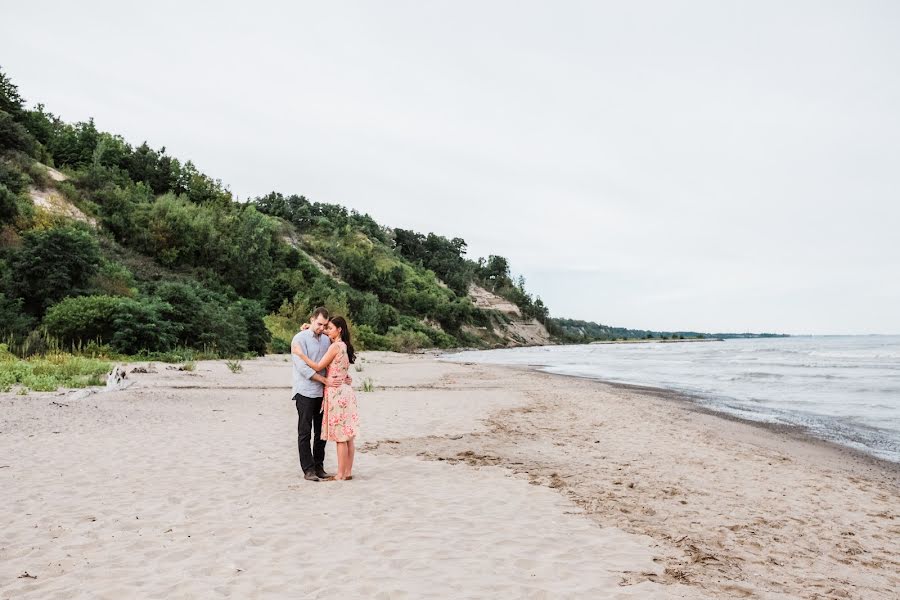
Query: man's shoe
[[315, 467, 334, 480], [303, 471, 321, 482]]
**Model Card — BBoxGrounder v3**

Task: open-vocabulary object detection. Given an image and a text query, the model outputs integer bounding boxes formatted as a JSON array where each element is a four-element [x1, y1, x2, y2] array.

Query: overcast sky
[[3, 1, 899, 334]]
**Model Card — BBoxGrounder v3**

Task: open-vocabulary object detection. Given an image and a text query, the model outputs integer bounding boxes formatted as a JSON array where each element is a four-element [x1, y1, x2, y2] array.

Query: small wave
[[451, 336, 900, 462], [730, 372, 785, 381]]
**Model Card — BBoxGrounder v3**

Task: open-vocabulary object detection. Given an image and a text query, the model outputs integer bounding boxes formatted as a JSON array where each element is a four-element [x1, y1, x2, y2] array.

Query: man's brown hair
[[311, 306, 329, 320]]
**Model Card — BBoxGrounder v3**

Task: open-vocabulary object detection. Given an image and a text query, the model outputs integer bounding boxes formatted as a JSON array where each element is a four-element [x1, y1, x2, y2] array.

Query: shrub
[[0, 343, 15, 361], [90, 259, 137, 297], [395, 315, 455, 348], [200, 302, 248, 357], [152, 281, 266, 356], [42, 295, 178, 354], [132, 194, 278, 297], [266, 270, 308, 313], [0, 161, 27, 195], [434, 298, 475, 332], [0, 293, 33, 339], [22, 159, 51, 189], [0, 112, 36, 155], [232, 299, 270, 356], [92, 183, 150, 243], [386, 327, 431, 353], [110, 297, 178, 354], [0, 369, 14, 392], [269, 336, 290, 354], [0, 183, 18, 223], [9, 226, 101, 314], [42, 295, 124, 346], [137, 348, 218, 362], [354, 324, 391, 351], [153, 280, 207, 344], [264, 313, 302, 354]]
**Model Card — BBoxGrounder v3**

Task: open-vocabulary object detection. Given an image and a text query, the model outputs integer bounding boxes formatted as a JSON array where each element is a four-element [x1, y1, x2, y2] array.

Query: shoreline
[[589, 338, 724, 344], [441, 341, 900, 469], [495, 363, 900, 479]]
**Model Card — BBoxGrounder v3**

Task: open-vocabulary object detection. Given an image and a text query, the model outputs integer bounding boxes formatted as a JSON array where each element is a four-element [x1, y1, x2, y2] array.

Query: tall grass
[[0, 345, 111, 392], [0, 337, 226, 393], [4, 332, 229, 362]]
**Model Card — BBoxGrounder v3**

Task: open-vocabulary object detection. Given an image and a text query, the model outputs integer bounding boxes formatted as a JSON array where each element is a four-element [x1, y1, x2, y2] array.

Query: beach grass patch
[[0, 352, 111, 392], [0, 370, 15, 392]]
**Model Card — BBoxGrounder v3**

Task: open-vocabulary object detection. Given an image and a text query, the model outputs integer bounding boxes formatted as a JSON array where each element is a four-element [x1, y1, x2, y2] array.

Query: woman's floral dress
[[321, 341, 359, 442]]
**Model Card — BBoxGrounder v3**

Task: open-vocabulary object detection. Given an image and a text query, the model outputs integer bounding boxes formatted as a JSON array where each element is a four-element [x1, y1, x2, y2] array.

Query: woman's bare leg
[[347, 437, 356, 477], [335, 441, 349, 479]]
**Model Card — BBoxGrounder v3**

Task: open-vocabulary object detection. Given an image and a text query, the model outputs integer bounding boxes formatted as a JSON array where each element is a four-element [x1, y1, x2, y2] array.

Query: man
[[292, 307, 336, 481]]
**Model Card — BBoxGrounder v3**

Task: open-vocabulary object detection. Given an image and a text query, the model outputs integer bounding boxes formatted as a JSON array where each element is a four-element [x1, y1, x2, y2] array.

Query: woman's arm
[[293, 343, 339, 372]]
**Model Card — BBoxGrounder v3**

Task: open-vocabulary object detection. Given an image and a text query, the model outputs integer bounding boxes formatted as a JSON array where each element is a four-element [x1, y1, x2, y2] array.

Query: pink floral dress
[[321, 341, 359, 442]]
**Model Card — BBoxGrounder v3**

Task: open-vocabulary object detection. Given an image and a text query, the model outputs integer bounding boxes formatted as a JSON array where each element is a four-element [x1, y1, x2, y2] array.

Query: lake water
[[444, 336, 900, 462]]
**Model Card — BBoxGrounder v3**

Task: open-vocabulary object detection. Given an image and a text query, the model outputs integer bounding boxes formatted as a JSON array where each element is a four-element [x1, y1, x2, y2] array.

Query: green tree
[[0, 111, 36, 155], [219, 205, 277, 298], [20, 103, 58, 148], [92, 183, 151, 243], [0, 183, 18, 223], [232, 298, 271, 356], [43, 294, 178, 353], [10, 226, 101, 314], [266, 270, 309, 313], [48, 119, 100, 168], [153, 281, 207, 345], [0, 67, 25, 115], [0, 293, 33, 338], [42, 295, 125, 346], [199, 302, 249, 357], [478, 255, 511, 291], [110, 297, 178, 354], [0, 160, 27, 194]]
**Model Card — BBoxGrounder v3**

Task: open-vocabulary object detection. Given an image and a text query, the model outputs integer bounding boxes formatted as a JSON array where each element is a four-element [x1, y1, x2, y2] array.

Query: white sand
[[1, 355, 697, 599]]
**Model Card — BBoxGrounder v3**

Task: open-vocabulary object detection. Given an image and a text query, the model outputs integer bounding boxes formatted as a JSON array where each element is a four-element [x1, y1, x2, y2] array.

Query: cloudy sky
[[3, 1, 899, 334]]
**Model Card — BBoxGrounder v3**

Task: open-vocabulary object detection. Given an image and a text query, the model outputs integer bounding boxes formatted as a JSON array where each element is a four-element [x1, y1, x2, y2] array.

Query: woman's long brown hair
[[329, 316, 356, 364]]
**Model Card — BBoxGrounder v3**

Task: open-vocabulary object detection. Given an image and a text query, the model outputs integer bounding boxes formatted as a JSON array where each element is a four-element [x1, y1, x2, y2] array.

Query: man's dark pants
[[295, 393, 326, 474]]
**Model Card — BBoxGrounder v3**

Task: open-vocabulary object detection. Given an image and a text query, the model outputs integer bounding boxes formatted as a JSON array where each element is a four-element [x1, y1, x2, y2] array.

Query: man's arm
[[291, 335, 317, 380]]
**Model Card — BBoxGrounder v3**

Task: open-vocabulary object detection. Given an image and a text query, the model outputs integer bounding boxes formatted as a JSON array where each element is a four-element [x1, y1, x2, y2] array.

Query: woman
[[296, 316, 359, 481]]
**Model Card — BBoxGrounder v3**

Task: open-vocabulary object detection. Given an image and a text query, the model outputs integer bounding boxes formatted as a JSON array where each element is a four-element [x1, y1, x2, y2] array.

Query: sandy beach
[[2, 353, 898, 599]]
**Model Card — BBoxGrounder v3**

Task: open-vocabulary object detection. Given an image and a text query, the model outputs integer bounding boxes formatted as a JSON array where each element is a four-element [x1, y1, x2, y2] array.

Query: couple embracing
[[291, 307, 359, 482]]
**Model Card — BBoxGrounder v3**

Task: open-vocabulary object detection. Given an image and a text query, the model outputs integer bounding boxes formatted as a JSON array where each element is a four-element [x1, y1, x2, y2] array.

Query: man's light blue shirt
[[292, 328, 331, 398]]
